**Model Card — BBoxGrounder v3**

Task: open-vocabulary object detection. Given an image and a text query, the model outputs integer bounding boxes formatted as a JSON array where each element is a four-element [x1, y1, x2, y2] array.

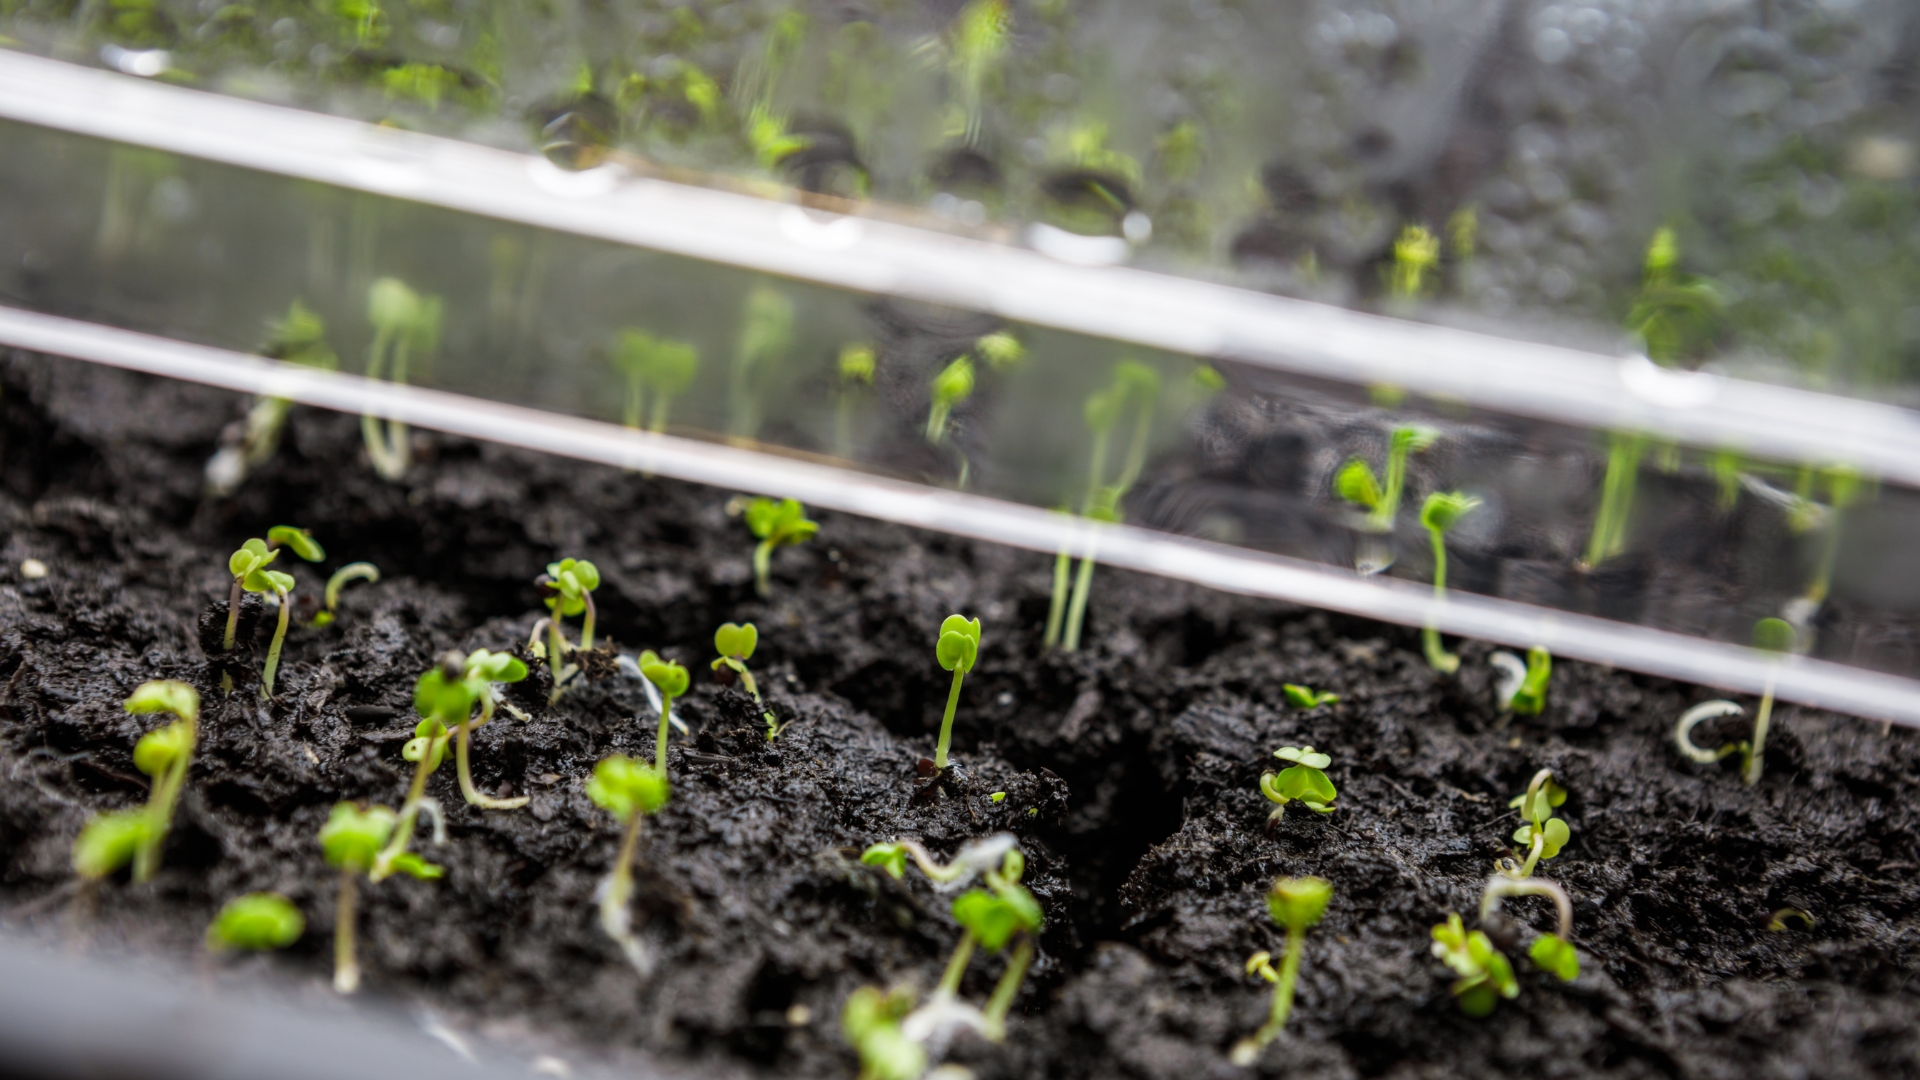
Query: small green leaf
[[1419, 491, 1482, 534], [975, 331, 1025, 370], [1455, 982, 1499, 1017], [402, 733, 447, 772], [319, 803, 396, 873], [1752, 617, 1795, 653], [859, 842, 908, 879], [714, 621, 758, 660], [931, 356, 976, 407], [1528, 935, 1580, 982], [368, 277, 422, 332], [72, 808, 152, 880], [1275, 764, 1337, 805], [389, 852, 445, 880], [839, 344, 877, 384], [267, 526, 326, 562], [1335, 459, 1382, 510], [951, 886, 1040, 951], [466, 649, 528, 684], [642, 658, 691, 697], [1540, 816, 1570, 859], [1282, 684, 1339, 709], [936, 629, 978, 673], [1273, 746, 1332, 770], [989, 791, 1006, 803], [1264, 876, 1332, 930], [1083, 384, 1126, 434], [132, 721, 192, 777], [124, 680, 199, 723], [207, 892, 305, 951], [414, 669, 474, 725], [586, 754, 672, 819]]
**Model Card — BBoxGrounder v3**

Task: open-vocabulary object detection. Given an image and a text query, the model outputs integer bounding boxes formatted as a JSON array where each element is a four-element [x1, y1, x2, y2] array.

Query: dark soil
[[3, 351, 1919, 1080]]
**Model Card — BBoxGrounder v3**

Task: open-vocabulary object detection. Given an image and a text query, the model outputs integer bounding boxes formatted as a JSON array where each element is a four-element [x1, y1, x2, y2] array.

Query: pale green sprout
[[642, 655, 691, 774], [929, 0, 1012, 145], [842, 985, 925, 1080], [361, 277, 441, 480], [1674, 617, 1794, 786], [1418, 492, 1481, 674], [1583, 432, 1647, 568], [925, 355, 975, 444], [1389, 224, 1441, 299], [933, 614, 981, 770], [1282, 684, 1339, 709], [1490, 646, 1552, 715], [311, 562, 380, 627], [72, 681, 199, 884], [975, 331, 1025, 371], [1768, 907, 1815, 932], [711, 621, 761, 701], [366, 653, 477, 882], [1429, 912, 1516, 1017], [586, 754, 671, 974], [950, 849, 1042, 1042], [731, 287, 795, 439], [1502, 768, 1569, 878], [206, 892, 304, 952], [859, 833, 1016, 891], [1259, 746, 1337, 831], [612, 330, 701, 433], [1333, 426, 1438, 536], [1481, 875, 1580, 985], [320, 801, 425, 995], [836, 343, 877, 456], [1230, 876, 1333, 1065], [218, 528, 321, 695], [1048, 361, 1160, 651], [744, 497, 819, 596], [534, 557, 600, 701]]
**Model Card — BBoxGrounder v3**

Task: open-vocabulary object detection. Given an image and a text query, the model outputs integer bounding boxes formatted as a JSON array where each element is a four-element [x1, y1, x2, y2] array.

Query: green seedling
[[206, 892, 304, 952], [72, 681, 199, 884], [361, 277, 442, 480], [1259, 746, 1337, 830], [975, 331, 1025, 371], [744, 497, 819, 597], [1049, 361, 1160, 651], [1490, 646, 1552, 715], [1334, 425, 1438, 536], [933, 614, 981, 770], [447, 649, 531, 810], [367, 653, 486, 883], [642, 654, 690, 774], [1583, 431, 1647, 568], [1389, 224, 1441, 299], [1768, 907, 1815, 932], [950, 849, 1042, 1042], [836, 343, 876, 456], [1502, 768, 1570, 878], [925, 355, 975, 445], [842, 985, 925, 1080], [938, 0, 1011, 145], [1282, 684, 1339, 709], [219, 528, 322, 696], [612, 330, 701, 433], [586, 754, 671, 974], [320, 801, 432, 994], [312, 562, 380, 627], [1628, 226, 1721, 367], [730, 286, 794, 439], [1418, 492, 1481, 674], [1673, 617, 1794, 787], [1429, 912, 1517, 1016], [711, 621, 761, 701], [205, 301, 340, 497], [860, 832, 1017, 891], [1481, 875, 1580, 984], [534, 557, 600, 701], [1230, 876, 1333, 1065]]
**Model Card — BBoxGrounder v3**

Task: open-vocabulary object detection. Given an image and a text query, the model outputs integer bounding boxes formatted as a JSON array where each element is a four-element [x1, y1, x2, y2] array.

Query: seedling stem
[[1419, 492, 1480, 674], [1230, 876, 1332, 1066], [933, 615, 982, 770]]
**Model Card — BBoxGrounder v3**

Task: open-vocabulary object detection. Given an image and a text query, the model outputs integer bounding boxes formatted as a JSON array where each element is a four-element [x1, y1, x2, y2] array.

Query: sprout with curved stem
[[933, 614, 981, 770], [1768, 907, 1815, 932], [710, 621, 761, 701], [535, 557, 599, 701], [1673, 617, 1794, 786], [586, 753, 671, 974], [744, 497, 819, 597], [925, 355, 975, 445], [1490, 646, 1552, 715], [1230, 876, 1333, 1065], [860, 832, 1017, 892], [311, 562, 380, 627], [1334, 425, 1438, 535], [72, 681, 199, 884], [1418, 491, 1481, 674], [1480, 875, 1580, 983], [891, 845, 1040, 1047], [361, 277, 441, 480], [206, 892, 304, 952], [1259, 746, 1337, 832], [642, 654, 690, 774], [445, 649, 531, 810], [1502, 768, 1569, 879]]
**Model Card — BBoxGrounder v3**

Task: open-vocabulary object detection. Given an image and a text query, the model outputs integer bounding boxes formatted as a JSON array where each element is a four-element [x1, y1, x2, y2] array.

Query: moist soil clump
[[2, 352, 1919, 1079]]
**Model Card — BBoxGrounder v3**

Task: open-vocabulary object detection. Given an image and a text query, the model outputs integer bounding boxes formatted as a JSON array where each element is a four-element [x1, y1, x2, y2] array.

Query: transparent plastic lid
[[2, 48, 1919, 725]]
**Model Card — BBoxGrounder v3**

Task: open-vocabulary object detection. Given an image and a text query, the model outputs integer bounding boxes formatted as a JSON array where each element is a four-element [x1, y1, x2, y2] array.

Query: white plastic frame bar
[[5, 305, 1918, 727], [4, 51, 1920, 484]]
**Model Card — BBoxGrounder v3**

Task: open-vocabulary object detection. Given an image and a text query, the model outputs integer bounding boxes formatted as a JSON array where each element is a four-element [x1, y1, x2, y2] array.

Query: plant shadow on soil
[[2, 353, 1920, 1079]]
